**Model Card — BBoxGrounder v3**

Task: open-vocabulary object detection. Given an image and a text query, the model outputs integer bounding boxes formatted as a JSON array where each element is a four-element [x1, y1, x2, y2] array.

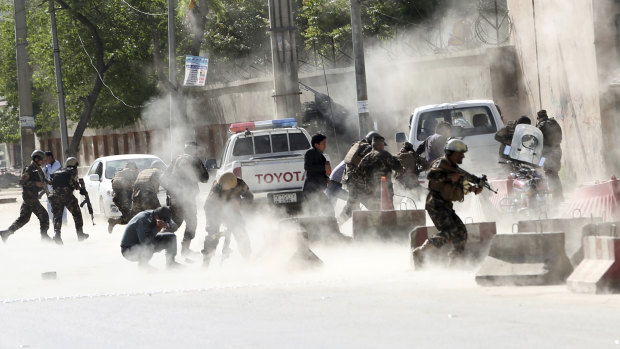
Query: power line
[[120, 0, 167, 16], [76, 30, 151, 109]]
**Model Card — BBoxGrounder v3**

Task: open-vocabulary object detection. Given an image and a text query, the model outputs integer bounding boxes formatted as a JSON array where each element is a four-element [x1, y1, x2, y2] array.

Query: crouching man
[[120, 206, 182, 269]]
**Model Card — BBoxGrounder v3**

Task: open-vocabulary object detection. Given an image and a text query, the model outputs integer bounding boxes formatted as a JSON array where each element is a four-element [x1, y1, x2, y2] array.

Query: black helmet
[[364, 131, 382, 143], [31, 150, 45, 161]]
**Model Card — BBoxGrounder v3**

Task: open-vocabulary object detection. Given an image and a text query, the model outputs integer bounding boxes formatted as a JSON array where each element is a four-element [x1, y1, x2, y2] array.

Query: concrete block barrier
[[352, 209, 426, 241], [517, 217, 602, 266], [475, 232, 573, 286], [563, 177, 620, 221], [567, 236, 620, 294], [409, 222, 497, 267]]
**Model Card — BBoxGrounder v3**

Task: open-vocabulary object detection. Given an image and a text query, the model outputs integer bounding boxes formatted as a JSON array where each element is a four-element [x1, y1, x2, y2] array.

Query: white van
[[396, 100, 505, 177]]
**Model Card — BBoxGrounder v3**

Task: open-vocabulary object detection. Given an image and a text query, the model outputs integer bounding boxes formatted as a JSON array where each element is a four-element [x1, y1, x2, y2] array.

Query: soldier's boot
[[40, 230, 52, 242], [52, 231, 64, 245], [412, 240, 433, 270], [0, 229, 13, 243], [76, 228, 89, 242], [181, 240, 200, 257], [107, 218, 118, 234], [201, 236, 219, 267]]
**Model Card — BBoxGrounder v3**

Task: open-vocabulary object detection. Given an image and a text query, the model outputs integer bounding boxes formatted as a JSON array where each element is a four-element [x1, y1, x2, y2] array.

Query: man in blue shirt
[[120, 206, 182, 268]]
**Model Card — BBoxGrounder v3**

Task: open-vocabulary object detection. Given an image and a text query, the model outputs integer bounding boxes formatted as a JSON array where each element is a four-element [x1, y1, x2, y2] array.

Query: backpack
[[344, 141, 370, 167], [112, 168, 138, 192], [540, 118, 562, 145], [50, 168, 74, 188]]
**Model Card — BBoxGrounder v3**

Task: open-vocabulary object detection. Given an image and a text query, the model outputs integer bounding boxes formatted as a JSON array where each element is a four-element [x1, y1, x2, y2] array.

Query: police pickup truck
[[396, 100, 505, 177], [214, 118, 330, 208]]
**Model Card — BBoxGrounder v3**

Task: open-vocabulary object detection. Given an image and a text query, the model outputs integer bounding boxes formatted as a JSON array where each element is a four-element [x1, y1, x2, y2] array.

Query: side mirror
[[89, 174, 100, 182], [395, 132, 407, 143], [205, 158, 218, 170]]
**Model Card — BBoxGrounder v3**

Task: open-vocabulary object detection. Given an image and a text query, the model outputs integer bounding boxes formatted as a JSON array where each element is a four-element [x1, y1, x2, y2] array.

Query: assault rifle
[[78, 178, 95, 225], [455, 167, 498, 194], [36, 167, 51, 198]]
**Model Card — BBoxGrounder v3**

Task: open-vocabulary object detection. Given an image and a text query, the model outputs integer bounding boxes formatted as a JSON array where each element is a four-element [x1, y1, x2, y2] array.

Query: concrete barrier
[[567, 236, 620, 294], [516, 217, 602, 266], [563, 177, 620, 221], [475, 232, 573, 286], [409, 222, 497, 267], [352, 209, 426, 241]]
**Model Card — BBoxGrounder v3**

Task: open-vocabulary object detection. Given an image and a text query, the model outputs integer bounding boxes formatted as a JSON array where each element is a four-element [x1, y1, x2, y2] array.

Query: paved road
[[0, 194, 618, 349]]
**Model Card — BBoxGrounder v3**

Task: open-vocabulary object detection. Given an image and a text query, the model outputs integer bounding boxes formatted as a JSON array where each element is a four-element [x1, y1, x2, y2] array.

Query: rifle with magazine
[[36, 167, 51, 199], [78, 178, 95, 225], [455, 167, 498, 194]]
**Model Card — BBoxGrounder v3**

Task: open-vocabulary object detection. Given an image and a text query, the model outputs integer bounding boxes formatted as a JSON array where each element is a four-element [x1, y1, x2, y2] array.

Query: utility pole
[[268, 0, 301, 120], [350, 0, 372, 139], [49, 0, 69, 162], [13, 0, 36, 167], [168, 0, 176, 162]]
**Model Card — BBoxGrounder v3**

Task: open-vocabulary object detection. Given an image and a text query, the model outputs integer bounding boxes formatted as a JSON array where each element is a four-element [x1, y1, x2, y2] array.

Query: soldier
[[356, 136, 404, 210], [0, 150, 52, 242], [412, 139, 483, 268], [395, 141, 429, 189], [338, 131, 379, 223], [161, 141, 209, 256], [416, 121, 451, 163], [130, 160, 166, 218], [48, 157, 89, 245], [107, 162, 139, 234], [120, 206, 182, 269], [202, 172, 253, 266], [536, 109, 564, 202], [495, 115, 531, 169], [42, 151, 66, 223]]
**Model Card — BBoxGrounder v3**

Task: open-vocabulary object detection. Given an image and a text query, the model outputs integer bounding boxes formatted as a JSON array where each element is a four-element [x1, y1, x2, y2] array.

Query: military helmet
[[31, 150, 45, 161], [217, 172, 238, 191], [65, 157, 79, 167], [150, 160, 166, 170], [364, 131, 382, 144], [444, 139, 468, 153], [125, 161, 138, 170]]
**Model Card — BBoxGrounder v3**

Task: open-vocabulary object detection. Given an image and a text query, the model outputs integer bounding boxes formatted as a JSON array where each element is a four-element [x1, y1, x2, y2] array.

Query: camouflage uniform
[[422, 156, 471, 256], [131, 168, 163, 217], [537, 114, 564, 201], [2, 161, 50, 241], [339, 141, 372, 221], [49, 166, 88, 243], [111, 167, 139, 224], [395, 146, 429, 189], [161, 153, 209, 252], [202, 178, 253, 265], [356, 149, 404, 210]]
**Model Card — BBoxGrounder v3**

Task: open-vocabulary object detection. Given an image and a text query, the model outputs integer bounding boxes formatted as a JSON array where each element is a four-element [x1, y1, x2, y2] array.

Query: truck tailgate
[[240, 155, 305, 193]]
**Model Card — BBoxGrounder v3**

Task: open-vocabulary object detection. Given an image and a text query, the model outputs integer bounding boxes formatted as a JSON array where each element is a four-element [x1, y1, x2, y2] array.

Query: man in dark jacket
[[416, 121, 452, 163], [302, 133, 333, 216], [120, 206, 181, 269]]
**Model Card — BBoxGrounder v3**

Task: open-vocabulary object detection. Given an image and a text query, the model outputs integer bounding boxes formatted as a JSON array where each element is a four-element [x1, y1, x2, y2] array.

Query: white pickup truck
[[396, 100, 505, 177], [213, 118, 330, 207]]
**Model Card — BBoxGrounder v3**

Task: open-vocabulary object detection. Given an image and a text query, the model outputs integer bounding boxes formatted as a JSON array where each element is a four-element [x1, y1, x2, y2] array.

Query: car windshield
[[105, 158, 157, 179], [416, 106, 497, 141]]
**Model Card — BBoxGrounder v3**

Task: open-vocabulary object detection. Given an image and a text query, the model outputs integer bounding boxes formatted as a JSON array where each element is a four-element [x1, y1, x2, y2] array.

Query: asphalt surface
[[0, 190, 618, 349]]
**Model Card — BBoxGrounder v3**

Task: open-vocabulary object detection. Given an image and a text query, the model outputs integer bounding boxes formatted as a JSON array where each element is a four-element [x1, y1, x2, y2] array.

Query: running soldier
[[107, 162, 139, 233], [338, 131, 380, 223], [202, 172, 253, 266], [0, 150, 52, 242], [161, 141, 209, 256], [395, 142, 429, 189], [412, 139, 483, 268], [536, 109, 564, 202], [356, 136, 404, 210], [49, 157, 89, 245], [130, 160, 166, 217]]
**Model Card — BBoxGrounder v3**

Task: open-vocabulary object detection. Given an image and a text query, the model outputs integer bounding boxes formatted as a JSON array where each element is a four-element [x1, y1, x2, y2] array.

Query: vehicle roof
[[229, 127, 307, 138], [92, 154, 161, 163], [413, 100, 496, 114]]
